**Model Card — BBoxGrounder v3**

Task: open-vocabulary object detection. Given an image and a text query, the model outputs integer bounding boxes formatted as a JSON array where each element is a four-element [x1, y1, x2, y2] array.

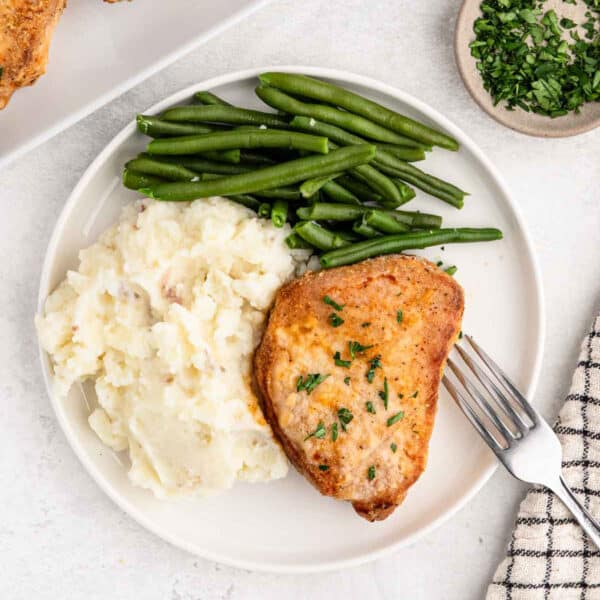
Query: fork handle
[[549, 476, 600, 550]]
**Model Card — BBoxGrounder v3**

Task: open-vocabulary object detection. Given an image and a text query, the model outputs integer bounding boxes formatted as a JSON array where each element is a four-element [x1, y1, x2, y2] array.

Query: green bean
[[254, 188, 302, 201], [256, 85, 418, 146], [260, 72, 459, 150], [161, 105, 288, 128], [300, 172, 343, 198], [336, 176, 382, 203], [318, 142, 403, 206], [290, 115, 464, 204], [194, 91, 232, 106], [294, 221, 349, 251], [352, 220, 382, 239], [350, 163, 401, 203], [271, 200, 289, 227], [199, 150, 241, 164], [140, 154, 251, 175], [122, 169, 166, 190], [226, 195, 262, 211], [198, 173, 224, 181], [321, 180, 361, 205], [387, 180, 416, 208], [258, 203, 272, 218], [147, 130, 329, 156], [126, 157, 199, 181], [198, 173, 302, 200], [239, 151, 277, 165], [290, 115, 425, 150], [285, 233, 313, 250], [320, 228, 503, 268], [333, 229, 362, 242], [378, 157, 465, 199], [382, 209, 443, 229], [387, 169, 464, 208], [296, 203, 364, 222], [376, 145, 427, 162], [140, 144, 376, 201], [137, 115, 215, 138], [364, 209, 410, 233], [322, 139, 399, 203], [373, 155, 466, 208]]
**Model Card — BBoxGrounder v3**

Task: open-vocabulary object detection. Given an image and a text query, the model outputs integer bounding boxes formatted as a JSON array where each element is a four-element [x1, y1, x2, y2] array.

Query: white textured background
[[0, 1, 599, 598]]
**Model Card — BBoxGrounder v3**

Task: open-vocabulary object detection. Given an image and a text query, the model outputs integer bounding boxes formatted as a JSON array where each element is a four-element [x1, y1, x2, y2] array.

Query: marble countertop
[[0, 0, 598, 598]]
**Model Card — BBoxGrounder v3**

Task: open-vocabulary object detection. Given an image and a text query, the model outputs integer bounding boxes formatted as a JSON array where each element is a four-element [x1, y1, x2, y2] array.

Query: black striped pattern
[[488, 316, 600, 599]]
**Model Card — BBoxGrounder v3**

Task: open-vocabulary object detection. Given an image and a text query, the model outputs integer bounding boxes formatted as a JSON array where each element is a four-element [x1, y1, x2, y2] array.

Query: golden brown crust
[[0, 0, 67, 109], [254, 255, 464, 521]]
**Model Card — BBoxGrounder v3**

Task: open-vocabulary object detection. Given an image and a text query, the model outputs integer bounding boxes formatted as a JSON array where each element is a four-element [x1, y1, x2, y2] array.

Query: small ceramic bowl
[[455, 0, 600, 137]]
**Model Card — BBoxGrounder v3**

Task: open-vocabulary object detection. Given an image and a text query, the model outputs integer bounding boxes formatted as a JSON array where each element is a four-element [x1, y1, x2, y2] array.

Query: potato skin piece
[[254, 254, 464, 521]]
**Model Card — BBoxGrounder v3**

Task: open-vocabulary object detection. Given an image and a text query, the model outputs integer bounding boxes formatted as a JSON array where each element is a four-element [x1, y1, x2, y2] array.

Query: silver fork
[[443, 335, 600, 549]]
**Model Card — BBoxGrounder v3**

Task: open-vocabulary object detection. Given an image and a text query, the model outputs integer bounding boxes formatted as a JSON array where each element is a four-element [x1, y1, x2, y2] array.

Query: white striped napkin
[[487, 314, 600, 600]]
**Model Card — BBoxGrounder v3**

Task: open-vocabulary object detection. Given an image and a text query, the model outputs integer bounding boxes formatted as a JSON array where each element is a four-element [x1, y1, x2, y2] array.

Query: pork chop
[[0, 0, 67, 109], [253, 255, 464, 521]]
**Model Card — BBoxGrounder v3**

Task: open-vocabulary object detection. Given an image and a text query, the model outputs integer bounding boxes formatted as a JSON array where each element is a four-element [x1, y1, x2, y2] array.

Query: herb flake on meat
[[297, 373, 330, 394], [304, 421, 327, 441]]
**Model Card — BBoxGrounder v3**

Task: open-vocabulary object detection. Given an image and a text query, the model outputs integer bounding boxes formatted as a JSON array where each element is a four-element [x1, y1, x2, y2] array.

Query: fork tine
[[465, 335, 538, 425], [454, 344, 530, 435], [446, 357, 514, 443], [442, 374, 504, 451]]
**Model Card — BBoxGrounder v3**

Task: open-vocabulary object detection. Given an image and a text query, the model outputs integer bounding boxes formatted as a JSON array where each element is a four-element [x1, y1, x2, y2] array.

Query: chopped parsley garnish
[[367, 465, 376, 481], [297, 373, 330, 394], [387, 411, 405, 427], [337, 407, 354, 431], [366, 354, 382, 383], [398, 393, 404, 399], [436, 260, 443, 267], [366, 401, 376, 414], [390, 442, 398, 453], [459, 330, 463, 339], [304, 421, 326, 441], [343, 376, 351, 386], [318, 464, 330, 471], [445, 266, 457, 276], [323, 295, 344, 311], [411, 390, 419, 398], [329, 313, 344, 327], [349, 340, 374, 359], [379, 377, 389, 409], [396, 309, 403, 324], [333, 351, 352, 368], [0, 66, 3, 80], [361, 322, 371, 328], [471, 0, 600, 117], [331, 422, 339, 441]]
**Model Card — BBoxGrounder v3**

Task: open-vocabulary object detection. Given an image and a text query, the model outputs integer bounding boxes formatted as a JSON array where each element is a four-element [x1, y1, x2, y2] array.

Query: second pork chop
[[254, 254, 464, 521]]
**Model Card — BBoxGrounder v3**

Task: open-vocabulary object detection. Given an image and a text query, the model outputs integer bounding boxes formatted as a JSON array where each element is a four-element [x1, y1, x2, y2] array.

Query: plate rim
[[0, 0, 272, 172], [37, 65, 546, 573]]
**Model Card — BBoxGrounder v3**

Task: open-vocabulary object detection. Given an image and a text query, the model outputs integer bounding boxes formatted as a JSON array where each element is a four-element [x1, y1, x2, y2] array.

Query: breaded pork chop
[[254, 255, 464, 521], [0, 0, 67, 109], [0, 0, 126, 109]]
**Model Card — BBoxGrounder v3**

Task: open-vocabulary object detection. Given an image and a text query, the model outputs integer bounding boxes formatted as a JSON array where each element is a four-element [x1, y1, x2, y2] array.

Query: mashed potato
[[36, 197, 311, 498]]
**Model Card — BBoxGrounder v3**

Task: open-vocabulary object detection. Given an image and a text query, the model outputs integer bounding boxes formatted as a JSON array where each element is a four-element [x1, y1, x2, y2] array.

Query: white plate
[[37, 66, 545, 573], [0, 0, 270, 170]]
